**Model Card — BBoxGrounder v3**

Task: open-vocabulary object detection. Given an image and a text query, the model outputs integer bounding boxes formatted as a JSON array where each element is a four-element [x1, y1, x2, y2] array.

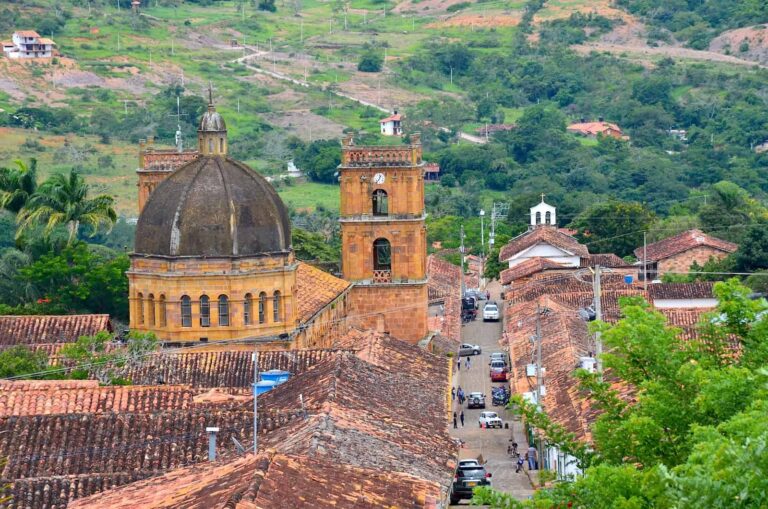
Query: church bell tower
[[338, 134, 428, 343]]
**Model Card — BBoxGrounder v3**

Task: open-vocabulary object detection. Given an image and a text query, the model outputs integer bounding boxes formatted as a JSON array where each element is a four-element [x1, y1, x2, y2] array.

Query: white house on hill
[[2, 31, 55, 59], [379, 111, 403, 136]]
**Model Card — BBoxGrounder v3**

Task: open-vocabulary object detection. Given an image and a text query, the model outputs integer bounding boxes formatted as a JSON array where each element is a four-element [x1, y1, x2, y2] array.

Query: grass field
[[277, 181, 339, 212]]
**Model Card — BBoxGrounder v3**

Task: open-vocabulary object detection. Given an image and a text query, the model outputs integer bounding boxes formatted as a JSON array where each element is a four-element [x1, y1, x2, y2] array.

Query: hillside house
[[567, 120, 627, 140], [379, 111, 403, 136], [635, 229, 738, 281], [424, 162, 440, 182], [2, 31, 55, 59]]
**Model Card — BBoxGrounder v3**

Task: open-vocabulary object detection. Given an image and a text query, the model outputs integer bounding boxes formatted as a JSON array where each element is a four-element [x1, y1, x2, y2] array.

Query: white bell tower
[[530, 194, 556, 228]]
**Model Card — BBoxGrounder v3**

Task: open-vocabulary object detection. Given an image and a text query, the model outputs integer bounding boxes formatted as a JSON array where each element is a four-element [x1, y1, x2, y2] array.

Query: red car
[[490, 360, 508, 382]]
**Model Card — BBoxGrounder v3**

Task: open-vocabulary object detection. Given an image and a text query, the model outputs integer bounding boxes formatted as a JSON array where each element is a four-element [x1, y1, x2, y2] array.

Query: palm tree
[[0, 159, 38, 213], [16, 170, 117, 245]]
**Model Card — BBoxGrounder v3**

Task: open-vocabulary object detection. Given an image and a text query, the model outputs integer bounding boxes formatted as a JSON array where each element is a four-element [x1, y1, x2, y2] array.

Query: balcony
[[373, 270, 392, 283]]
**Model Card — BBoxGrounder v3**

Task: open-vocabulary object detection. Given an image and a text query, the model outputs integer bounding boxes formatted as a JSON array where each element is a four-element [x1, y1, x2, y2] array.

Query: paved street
[[449, 282, 535, 505]]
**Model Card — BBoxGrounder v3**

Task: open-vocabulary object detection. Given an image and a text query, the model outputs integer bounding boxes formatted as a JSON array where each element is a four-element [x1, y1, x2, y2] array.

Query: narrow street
[[449, 281, 535, 505]]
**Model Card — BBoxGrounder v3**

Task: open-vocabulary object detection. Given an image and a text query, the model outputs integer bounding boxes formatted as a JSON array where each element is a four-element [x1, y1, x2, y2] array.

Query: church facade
[[128, 95, 429, 346]]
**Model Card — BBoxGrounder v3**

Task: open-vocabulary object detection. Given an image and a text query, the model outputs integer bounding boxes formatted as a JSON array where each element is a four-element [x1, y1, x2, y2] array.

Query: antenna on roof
[[168, 96, 187, 153], [207, 81, 214, 105]]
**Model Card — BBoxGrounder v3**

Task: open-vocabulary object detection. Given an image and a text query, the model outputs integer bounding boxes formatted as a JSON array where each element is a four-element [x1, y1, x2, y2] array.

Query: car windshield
[[485, 304, 497, 310], [491, 361, 505, 368], [469, 393, 483, 398], [458, 467, 486, 476]]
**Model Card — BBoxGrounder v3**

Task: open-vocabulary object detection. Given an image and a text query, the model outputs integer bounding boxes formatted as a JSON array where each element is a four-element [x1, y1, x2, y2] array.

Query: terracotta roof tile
[[15, 30, 41, 37], [500, 258, 569, 284], [69, 452, 442, 509], [567, 121, 622, 136], [427, 255, 461, 341], [499, 227, 589, 262], [0, 315, 112, 346], [634, 229, 737, 261], [647, 282, 715, 301], [295, 262, 350, 322], [380, 113, 403, 123], [580, 253, 631, 268]]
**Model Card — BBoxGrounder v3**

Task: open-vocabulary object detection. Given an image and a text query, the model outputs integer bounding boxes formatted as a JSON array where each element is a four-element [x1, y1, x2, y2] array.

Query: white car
[[478, 411, 503, 428], [483, 302, 500, 322]]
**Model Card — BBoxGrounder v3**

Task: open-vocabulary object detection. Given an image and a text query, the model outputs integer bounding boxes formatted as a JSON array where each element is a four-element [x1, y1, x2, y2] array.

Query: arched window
[[218, 295, 229, 326], [545, 211, 552, 225], [200, 295, 210, 327], [259, 292, 267, 324], [273, 291, 281, 322], [373, 238, 391, 271], [244, 293, 252, 325], [159, 295, 167, 327], [181, 295, 192, 327], [147, 294, 155, 326], [372, 189, 388, 216], [219, 138, 224, 153], [136, 293, 144, 325], [208, 138, 214, 153], [535, 211, 542, 225]]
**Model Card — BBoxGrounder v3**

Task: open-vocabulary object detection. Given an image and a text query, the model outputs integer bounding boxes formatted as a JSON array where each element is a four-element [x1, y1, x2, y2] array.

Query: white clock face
[[373, 172, 386, 184]]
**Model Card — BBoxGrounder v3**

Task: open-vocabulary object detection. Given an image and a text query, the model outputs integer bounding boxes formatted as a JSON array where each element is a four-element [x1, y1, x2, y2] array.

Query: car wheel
[[450, 495, 460, 505], [473, 349, 479, 355]]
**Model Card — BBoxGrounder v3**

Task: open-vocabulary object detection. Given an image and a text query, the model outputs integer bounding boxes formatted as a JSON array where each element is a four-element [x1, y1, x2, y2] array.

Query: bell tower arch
[[339, 134, 428, 343]]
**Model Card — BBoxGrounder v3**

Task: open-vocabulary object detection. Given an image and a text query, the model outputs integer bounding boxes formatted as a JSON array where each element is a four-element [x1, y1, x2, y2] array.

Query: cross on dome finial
[[540, 192, 546, 203], [207, 82, 213, 105]]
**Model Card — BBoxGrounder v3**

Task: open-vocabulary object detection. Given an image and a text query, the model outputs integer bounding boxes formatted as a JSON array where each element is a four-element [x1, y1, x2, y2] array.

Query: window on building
[[208, 139, 214, 153], [159, 295, 167, 327], [545, 211, 551, 225], [535, 211, 542, 225], [200, 295, 210, 327], [373, 238, 392, 271], [259, 292, 267, 324], [218, 295, 229, 326], [147, 294, 155, 326], [244, 293, 252, 325], [273, 291, 281, 322], [181, 295, 192, 327], [136, 293, 144, 325], [372, 189, 388, 216], [219, 138, 224, 153]]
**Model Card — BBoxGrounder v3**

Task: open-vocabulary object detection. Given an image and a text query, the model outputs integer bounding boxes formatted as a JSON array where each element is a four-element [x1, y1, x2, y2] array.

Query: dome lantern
[[198, 83, 227, 156]]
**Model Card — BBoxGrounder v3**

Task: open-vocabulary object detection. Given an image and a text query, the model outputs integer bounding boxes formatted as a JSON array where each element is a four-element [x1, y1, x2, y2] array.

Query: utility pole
[[117, 32, 120, 52], [535, 303, 543, 410], [180, 69, 184, 87], [460, 225, 466, 297], [593, 264, 603, 379], [300, 20, 304, 43], [643, 232, 647, 291], [480, 209, 485, 284], [450, 66, 453, 85], [252, 351, 259, 455]]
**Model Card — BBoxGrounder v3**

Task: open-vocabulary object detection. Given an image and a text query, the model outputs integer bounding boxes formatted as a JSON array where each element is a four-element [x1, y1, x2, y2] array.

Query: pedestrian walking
[[486, 290, 490, 300], [460, 410, 465, 427], [451, 387, 456, 401], [457, 387, 464, 404], [516, 454, 525, 473], [528, 445, 538, 470], [453, 412, 458, 429], [466, 357, 471, 369], [457, 359, 461, 371]]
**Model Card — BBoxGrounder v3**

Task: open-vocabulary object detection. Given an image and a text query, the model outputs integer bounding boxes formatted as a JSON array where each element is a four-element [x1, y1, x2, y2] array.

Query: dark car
[[467, 392, 486, 409], [450, 464, 492, 504]]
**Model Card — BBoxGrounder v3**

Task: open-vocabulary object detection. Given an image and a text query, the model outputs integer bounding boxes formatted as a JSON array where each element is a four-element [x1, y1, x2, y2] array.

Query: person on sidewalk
[[457, 359, 461, 371], [453, 412, 458, 429], [451, 387, 456, 401], [516, 455, 525, 473], [466, 357, 471, 369], [460, 410, 465, 427], [527, 445, 538, 470], [486, 290, 490, 300], [457, 387, 464, 404]]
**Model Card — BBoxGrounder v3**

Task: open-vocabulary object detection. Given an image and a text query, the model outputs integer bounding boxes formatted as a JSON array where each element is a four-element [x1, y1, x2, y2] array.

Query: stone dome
[[135, 156, 291, 257], [199, 104, 226, 132]]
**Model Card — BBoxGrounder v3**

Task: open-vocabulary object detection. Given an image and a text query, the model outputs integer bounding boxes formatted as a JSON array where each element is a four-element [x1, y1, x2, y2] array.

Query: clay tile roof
[[580, 253, 630, 269], [295, 262, 350, 322], [500, 258, 569, 284], [15, 30, 41, 37], [634, 229, 738, 261], [659, 308, 707, 340], [380, 113, 402, 123], [499, 227, 589, 262], [567, 121, 622, 136], [0, 383, 194, 417], [69, 452, 442, 509], [37, 38, 55, 44], [0, 314, 112, 346], [427, 255, 461, 340], [647, 281, 715, 301]]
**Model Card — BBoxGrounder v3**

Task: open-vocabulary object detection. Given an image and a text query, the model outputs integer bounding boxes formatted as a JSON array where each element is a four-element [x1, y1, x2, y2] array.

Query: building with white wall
[[2, 31, 55, 59]]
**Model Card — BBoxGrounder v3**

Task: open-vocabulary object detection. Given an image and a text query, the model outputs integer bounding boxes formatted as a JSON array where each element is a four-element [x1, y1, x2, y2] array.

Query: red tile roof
[[634, 229, 737, 261], [567, 121, 623, 136], [380, 113, 403, 123], [69, 452, 442, 509], [295, 262, 350, 322], [15, 30, 41, 37], [580, 253, 631, 268], [0, 383, 193, 417], [0, 314, 112, 346], [500, 258, 569, 284], [499, 227, 589, 262], [647, 282, 715, 302], [427, 255, 461, 341]]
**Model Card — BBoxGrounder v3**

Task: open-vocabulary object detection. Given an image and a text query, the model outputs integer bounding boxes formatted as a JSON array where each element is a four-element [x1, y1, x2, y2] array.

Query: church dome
[[134, 156, 291, 257]]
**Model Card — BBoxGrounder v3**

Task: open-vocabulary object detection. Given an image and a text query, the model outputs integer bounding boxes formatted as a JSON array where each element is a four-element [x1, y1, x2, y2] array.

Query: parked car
[[483, 302, 500, 322], [450, 463, 492, 504], [478, 411, 503, 428], [465, 290, 487, 302], [489, 352, 509, 367], [467, 392, 486, 409], [489, 360, 508, 382], [458, 343, 482, 357]]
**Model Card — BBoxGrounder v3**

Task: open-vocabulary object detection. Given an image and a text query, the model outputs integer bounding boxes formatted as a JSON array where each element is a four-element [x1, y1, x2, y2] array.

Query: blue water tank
[[261, 369, 291, 384], [624, 275, 634, 285], [254, 380, 277, 395]]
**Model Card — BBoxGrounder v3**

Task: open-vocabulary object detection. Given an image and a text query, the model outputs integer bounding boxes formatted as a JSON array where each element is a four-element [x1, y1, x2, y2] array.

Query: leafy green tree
[[357, 49, 383, 72], [571, 201, 657, 257], [16, 170, 117, 244], [294, 140, 341, 184], [292, 228, 339, 264], [734, 224, 768, 273], [0, 159, 37, 213], [257, 0, 276, 11], [698, 181, 757, 243], [0, 345, 51, 379]]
